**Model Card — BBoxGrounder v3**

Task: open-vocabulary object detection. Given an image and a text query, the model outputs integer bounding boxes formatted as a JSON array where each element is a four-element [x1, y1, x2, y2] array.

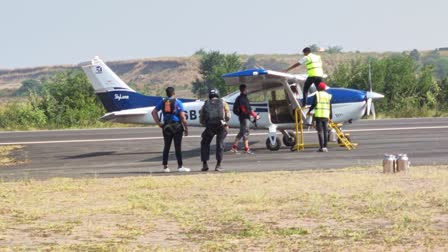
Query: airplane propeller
[[364, 63, 384, 120]]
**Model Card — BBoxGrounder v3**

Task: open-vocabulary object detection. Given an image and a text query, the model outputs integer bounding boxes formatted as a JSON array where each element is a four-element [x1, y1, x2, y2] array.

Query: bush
[[0, 102, 47, 130], [328, 54, 444, 117], [37, 70, 105, 128], [0, 70, 106, 130]]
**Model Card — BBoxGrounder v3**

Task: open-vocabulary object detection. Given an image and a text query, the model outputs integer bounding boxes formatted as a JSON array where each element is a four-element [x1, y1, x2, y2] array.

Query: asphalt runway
[[1, 118, 448, 180]]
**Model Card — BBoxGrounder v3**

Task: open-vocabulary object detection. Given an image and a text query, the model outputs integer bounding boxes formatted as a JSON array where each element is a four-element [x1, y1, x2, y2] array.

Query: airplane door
[[282, 80, 306, 121], [266, 89, 294, 124]]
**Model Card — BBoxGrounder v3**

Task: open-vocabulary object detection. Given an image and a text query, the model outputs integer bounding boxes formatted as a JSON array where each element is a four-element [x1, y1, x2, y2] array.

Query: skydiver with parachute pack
[[199, 88, 231, 171]]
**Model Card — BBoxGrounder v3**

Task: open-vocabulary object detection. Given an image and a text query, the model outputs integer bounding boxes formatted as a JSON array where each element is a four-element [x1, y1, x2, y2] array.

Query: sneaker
[[163, 165, 170, 173], [244, 149, 255, 155], [317, 148, 323, 152], [178, 167, 191, 172], [230, 148, 239, 153], [215, 164, 223, 172], [201, 162, 209, 172], [322, 147, 328, 152]]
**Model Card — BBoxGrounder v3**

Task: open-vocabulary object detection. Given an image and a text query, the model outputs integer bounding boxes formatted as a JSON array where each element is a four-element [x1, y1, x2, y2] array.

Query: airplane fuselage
[[109, 91, 367, 130]]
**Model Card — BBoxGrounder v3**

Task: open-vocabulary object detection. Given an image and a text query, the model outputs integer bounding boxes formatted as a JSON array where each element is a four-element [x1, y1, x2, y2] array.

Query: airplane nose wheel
[[266, 137, 281, 151]]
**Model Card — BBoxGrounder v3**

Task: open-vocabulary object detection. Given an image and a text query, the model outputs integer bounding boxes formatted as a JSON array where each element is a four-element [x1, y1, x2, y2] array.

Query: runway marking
[[347, 125, 448, 132], [1, 125, 448, 145], [0, 133, 266, 145]]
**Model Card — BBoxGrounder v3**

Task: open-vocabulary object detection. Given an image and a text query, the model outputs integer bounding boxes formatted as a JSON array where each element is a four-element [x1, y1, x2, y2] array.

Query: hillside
[[0, 51, 423, 99], [0, 57, 202, 98]]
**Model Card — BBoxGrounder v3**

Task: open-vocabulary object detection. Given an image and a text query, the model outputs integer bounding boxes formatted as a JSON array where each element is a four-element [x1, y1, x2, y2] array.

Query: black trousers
[[303, 76, 323, 106], [315, 117, 329, 149], [201, 124, 226, 162], [162, 122, 184, 167]]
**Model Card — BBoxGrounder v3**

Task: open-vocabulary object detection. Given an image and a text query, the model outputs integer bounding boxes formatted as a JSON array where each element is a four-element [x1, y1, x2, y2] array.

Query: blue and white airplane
[[80, 57, 384, 150]]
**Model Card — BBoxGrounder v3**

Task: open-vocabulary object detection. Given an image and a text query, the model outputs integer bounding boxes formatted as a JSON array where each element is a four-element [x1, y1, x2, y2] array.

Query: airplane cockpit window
[[248, 91, 266, 102], [266, 89, 286, 101], [222, 91, 240, 102]]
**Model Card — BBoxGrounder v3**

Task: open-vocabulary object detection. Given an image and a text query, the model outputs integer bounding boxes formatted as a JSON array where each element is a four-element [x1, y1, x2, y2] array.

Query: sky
[[1, 0, 447, 68]]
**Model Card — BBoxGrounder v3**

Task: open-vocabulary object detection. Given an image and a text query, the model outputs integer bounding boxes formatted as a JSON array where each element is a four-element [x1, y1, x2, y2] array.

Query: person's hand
[[184, 128, 189, 136], [306, 111, 311, 117], [256, 114, 261, 120], [158, 123, 163, 128]]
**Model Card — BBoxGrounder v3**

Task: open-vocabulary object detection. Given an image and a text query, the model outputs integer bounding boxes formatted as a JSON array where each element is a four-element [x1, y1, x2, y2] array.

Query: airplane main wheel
[[282, 134, 296, 147], [266, 137, 281, 151]]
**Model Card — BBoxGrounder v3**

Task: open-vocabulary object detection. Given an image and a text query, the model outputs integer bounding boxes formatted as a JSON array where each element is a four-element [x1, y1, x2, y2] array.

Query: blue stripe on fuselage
[[226, 102, 268, 113], [225, 88, 365, 109], [96, 91, 196, 112], [306, 88, 366, 105]]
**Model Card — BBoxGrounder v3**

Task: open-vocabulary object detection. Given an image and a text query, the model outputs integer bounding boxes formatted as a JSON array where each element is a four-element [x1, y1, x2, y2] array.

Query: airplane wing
[[223, 68, 307, 111], [99, 108, 149, 121], [222, 69, 307, 93]]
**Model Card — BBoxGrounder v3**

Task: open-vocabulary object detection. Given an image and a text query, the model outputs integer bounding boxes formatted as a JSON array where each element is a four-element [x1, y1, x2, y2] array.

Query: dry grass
[[0, 145, 23, 166], [0, 166, 447, 251]]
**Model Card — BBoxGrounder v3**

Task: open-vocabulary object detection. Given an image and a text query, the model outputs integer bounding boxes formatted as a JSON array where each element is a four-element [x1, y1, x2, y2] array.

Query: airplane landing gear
[[266, 124, 281, 151], [266, 137, 281, 151], [280, 130, 296, 147], [282, 131, 296, 147]]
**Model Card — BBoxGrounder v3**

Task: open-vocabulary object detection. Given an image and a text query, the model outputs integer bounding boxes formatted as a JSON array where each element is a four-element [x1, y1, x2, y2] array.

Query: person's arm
[[223, 101, 231, 122], [283, 62, 301, 73], [179, 111, 188, 136], [151, 109, 163, 128], [329, 102, 333, 120], [240, 97, 258, 119], [177, 100, 188, 136], [245, 98, 260, 120], [151, 101, 163, 128], [199, 104, 205, 125], [307, 98, 317, 116], [284, 57, 306, 73]]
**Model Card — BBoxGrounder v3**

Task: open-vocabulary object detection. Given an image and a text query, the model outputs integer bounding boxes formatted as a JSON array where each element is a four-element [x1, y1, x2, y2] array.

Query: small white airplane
[[80, 57, 384, 151]]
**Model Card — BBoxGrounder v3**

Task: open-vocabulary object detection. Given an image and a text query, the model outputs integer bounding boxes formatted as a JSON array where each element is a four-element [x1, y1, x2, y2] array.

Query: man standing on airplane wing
[[284, 47, 324, 107]]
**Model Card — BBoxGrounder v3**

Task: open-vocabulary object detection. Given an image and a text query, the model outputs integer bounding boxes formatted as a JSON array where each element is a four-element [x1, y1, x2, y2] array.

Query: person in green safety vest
[[283, 47, 324, 107], [307, 82, 332, 152]]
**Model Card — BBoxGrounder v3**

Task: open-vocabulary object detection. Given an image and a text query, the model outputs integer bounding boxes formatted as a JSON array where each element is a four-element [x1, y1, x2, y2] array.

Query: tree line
[[1, 49, 448, 130], [328, 50, 448, 117], [0, 71, 105, 129]]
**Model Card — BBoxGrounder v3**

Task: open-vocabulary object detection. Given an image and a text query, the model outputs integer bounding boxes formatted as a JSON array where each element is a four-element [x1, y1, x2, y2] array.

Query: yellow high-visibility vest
[[305, 53, 324, 77], [314, 91, 332, 119]]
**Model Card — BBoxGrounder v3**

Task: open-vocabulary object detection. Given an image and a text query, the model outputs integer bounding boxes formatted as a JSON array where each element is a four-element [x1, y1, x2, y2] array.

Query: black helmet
[[209, 88, 219, 99]]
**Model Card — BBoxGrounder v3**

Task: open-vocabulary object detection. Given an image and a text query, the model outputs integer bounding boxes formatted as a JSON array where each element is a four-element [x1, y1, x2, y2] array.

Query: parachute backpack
[[203, 98, 224, 125], [162, 98, 177, 114]]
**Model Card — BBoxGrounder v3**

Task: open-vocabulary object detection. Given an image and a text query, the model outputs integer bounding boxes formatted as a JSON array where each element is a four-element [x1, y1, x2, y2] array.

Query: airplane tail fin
[[79, 56, 134, 93], [79, 57, 162, 112]]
